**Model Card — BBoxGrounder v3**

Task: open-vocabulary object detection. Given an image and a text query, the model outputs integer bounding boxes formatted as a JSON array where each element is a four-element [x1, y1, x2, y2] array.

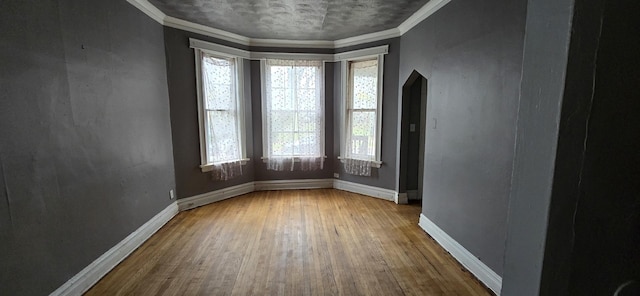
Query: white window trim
[[339, 52, 386, 168], [260, 59, 327, 161], [193, 47, 249, 173], [189, 38, 388, 62]]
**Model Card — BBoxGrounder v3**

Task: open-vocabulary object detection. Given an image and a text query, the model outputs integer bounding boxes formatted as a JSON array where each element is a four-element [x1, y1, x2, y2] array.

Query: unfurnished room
[[1, 0, 638, 295]]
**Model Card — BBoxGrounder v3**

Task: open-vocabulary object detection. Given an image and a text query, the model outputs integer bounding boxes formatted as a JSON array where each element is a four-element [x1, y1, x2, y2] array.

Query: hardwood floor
[[86, 189, 491, 296]]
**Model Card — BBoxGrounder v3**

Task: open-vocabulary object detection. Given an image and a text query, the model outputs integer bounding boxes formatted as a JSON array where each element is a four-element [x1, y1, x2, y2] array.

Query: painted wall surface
[[164, 27, 255, 199], [0, 1, 175, 295], [399, 0, 527, 275], [500, 0, 574, 294], [333, 38, 401, 190], [534, 0, 604, 294], [165, 25, 400, 193]]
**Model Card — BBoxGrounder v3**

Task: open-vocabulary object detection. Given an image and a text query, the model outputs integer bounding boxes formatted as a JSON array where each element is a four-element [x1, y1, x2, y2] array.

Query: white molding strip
[[333, 180, 397, 202], [51, 202, 179, 296], [127, 0, 451, 49], [398, 0, 453, 34], [250, 51, 335, 61], [334, 45, 389, 61], [254, 179, 334, 191], [418, 214, 502, 295], [189, 38, 251, 59], [249, 38, 335, 49], [177, 182, 255, 211], [396, 192, 409, 205], [333, 28, 401, 48], [126, 0, 165, 24], [165, 16, 251, 46]]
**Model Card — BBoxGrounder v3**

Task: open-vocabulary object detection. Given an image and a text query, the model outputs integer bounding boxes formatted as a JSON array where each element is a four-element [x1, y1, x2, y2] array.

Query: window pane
[[297, 88, 316, 110], [264, 60, 324, 158], [297, 111, 317, 132], [296, 66, 317, 89], [271, 111, 295, 132], [271, 88, 293, 110], [200, 53, 242, 164], [206, 110, 240, 163], [295, 132, 319, 156], [350, 110, 376, 157], [271, 132, 294, 156], [350, 59, 378, 109], [202, 56, 234, 110], [270, 66, 290, 88]]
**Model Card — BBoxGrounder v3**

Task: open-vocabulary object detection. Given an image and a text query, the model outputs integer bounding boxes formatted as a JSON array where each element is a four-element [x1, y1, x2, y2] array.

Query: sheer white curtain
[[201, 53, 243, 180], [263, 59, 324, 171], [211, 160, 243, 181], [344, 59, 378, 176]]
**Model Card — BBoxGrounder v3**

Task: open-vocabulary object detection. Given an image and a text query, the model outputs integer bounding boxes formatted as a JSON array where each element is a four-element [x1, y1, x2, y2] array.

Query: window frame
[[339, 53, 385, 168], [194, 48, 248, 172], [260, 59, 326, 162]]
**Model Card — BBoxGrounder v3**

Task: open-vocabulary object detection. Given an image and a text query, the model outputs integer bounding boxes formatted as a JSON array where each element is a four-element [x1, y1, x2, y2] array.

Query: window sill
[[261, 156, 327, 163], [337, 156, 382, 168], [200, 158, 250, 173]]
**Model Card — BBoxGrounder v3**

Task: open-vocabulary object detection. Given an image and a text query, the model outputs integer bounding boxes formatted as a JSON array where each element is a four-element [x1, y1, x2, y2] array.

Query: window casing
[[340, 55, 384, 167], [261, 59, 325, 166], [194, 49, 247, 172]]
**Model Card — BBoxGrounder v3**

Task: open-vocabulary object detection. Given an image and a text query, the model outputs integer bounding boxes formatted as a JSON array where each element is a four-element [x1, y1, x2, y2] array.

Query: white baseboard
[[418, 214, 502, 295], [254, 179, 334, 191], [51, 202, 179, 296], [396, 192, 409, 204], [333, 179, 397, 202], [178, 182, 255, 211]]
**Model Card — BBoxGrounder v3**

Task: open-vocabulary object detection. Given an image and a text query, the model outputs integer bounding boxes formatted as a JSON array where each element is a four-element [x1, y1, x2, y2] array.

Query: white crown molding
[[178, 182, 255, 211], [334, 45, 389, 61], [51, 202, 179, 296], [398, 0, 453, 34], [126, 0, 165, 24], [333, 28, 401, 48], [128, 0, 451, 49], [164, 16, 251, 46], [418, 214, 502, 295], [249, 38, 335, 49], [189, 38, 251, 59]]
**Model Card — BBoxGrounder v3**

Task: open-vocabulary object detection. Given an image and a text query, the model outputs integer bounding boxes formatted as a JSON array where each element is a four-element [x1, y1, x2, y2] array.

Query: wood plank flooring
[[86, 189, 492, 296]]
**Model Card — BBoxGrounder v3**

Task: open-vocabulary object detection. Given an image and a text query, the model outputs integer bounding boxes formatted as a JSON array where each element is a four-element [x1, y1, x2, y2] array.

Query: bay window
[[261, 59, 325, 171]]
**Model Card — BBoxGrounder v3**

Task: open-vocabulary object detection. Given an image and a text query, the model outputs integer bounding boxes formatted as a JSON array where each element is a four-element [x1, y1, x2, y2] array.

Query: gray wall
[[0, 1, 175, 295], [333, 38, 401, 190], [500, 0, 574, 294], [165, 26, 400, 196], [398, 0, 527, 275], [164, 27, 255, 199]]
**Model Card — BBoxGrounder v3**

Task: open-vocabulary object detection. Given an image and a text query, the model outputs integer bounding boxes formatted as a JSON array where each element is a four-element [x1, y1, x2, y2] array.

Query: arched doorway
[[398, 71, 428, 204]]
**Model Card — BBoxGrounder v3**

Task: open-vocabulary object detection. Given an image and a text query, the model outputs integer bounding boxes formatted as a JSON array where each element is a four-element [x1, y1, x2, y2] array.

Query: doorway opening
[[398, 71, 428, 204]]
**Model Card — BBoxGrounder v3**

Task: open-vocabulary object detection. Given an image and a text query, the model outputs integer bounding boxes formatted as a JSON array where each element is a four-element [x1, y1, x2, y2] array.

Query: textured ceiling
[[148, 0, 431, 40]]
